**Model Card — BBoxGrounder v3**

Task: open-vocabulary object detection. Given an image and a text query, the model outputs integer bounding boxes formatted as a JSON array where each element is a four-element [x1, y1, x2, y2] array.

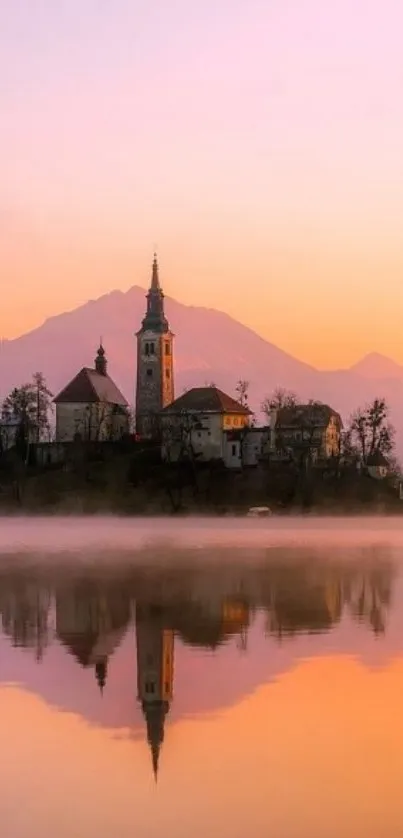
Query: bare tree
[[234, 380, 254, 465], [74, 400, 110, 442], [32, 373, 54, 442], [2, 373, 53, 448], [235, 379, 250, 409], [347, 398, 395, 462], [161, 411, 203, 511], [261, 388, 299, 420], [162, 410, 202, 464]]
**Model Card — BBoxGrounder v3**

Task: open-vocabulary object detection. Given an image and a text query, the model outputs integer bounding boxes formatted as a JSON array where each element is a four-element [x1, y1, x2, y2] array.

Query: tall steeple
[[135, 255, 175, 438], [140, 253, 169, 333]]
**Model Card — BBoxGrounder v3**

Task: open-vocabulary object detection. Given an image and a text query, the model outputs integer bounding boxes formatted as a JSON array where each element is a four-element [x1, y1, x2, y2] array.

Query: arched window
[[165, 343, 170, 356], [150, 342, 155, 355], [145, 342, 149, 356]]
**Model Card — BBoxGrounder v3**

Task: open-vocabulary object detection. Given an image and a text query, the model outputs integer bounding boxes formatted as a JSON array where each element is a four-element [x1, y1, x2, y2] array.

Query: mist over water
[[1, 515, 403, 558]]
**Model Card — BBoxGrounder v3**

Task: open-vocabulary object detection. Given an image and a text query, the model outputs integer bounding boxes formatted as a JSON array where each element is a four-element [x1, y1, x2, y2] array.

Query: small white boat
[[246, 506, 272, 518]]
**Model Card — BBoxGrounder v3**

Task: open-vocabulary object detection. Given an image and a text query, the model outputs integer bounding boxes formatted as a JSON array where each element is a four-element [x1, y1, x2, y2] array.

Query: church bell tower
[[135, 255, 174, 438]]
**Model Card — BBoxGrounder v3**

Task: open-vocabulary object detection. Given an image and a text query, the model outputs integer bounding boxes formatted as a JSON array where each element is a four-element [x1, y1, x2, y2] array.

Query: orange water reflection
[[2, 655, 403, 838], [0, 548, 401, 836]]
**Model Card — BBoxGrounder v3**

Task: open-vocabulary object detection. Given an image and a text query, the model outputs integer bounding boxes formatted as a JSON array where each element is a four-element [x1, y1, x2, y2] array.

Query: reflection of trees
[[0, 576, 51, 660], [343, 567, 392, 635], [260, 559, 393, 639]]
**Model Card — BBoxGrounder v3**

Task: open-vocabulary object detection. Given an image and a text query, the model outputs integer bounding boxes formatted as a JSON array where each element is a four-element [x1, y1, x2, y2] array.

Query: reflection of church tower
[[135, 604, 174, 780]]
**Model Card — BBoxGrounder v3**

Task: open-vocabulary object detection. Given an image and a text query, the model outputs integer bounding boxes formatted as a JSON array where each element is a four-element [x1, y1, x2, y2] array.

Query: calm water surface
[[1, 517, 403, 838]]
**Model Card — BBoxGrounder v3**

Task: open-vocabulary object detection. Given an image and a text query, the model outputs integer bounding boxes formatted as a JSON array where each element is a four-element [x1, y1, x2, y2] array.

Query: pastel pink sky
[[2, 0, 403, 367]]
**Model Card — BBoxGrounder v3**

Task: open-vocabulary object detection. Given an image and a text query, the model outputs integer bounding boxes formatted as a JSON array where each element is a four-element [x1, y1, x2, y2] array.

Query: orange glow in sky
[[3, 1, 403, 368]]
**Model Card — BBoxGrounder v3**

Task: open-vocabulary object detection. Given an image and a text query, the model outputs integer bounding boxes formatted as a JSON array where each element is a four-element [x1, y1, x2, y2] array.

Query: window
[[165, 369, 170, 379], [147, 368, 153, 377], [164, 682, 170, 693], [231, 443, 237, 456], [150, 342, 155, 355], [165, 343, 170, 356], [145, 342, 149, 356], [145, 682, 155, 694]]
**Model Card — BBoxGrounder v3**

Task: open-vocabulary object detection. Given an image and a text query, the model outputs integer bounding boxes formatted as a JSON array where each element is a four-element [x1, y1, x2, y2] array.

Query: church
[[135, 256, 254, 462], [54, 255, 254, 462]]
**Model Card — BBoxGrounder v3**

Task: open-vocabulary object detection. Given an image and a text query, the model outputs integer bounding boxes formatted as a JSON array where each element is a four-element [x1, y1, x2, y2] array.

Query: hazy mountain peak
[[350, 352, 403, 379]]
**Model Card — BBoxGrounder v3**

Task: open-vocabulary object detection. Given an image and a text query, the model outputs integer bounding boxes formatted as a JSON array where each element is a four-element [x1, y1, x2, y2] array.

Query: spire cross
[[151, 251, 160, 291]]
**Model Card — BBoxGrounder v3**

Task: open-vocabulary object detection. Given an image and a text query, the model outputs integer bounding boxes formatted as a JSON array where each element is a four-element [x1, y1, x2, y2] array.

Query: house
[[366, 451, 389, 480], [224, 427, 269, 469], [269, 403, 342, 462], [54, 344, 129, 442], [161, 386, 252, 463]]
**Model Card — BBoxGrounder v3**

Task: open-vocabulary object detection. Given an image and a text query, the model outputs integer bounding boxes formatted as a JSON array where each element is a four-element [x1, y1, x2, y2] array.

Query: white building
[[54, 344, 129, 442], [161, 386, 253, 465], [223, 427, 269, 469]]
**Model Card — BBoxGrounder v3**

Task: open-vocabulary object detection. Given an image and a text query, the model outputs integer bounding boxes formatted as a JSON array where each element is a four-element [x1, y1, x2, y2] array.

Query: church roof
[[54, 368, 128, 406], [162, 387, 251, 415]]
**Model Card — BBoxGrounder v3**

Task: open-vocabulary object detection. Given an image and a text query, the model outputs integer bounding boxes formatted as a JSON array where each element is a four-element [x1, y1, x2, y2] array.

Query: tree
[[161, 411, 202, 511], [74, 400, 110, 442], [2, 373, 53, 445], [346, 398, 395, 462], [235, 380, 254, 464], [261, 388, 299, 420], [2, 384, 36, 462], [32, 373, 54, 442], [235, 379, 250, 409]]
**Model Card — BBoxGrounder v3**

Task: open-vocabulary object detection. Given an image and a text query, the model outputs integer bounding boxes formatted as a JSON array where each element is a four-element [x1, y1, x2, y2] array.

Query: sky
[[2, 0, 403, 368]]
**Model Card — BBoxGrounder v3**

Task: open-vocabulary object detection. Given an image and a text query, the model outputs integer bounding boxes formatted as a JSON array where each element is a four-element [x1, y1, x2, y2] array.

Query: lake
[[1, 516, 403, 837]]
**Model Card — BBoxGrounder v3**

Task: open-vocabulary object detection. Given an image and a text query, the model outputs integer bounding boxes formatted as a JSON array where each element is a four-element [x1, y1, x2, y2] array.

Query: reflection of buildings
[[135, 604, 174, 780], [55, 581, 131, 690], [266, 571, 343, 638], [177, 598, 250, 649]]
